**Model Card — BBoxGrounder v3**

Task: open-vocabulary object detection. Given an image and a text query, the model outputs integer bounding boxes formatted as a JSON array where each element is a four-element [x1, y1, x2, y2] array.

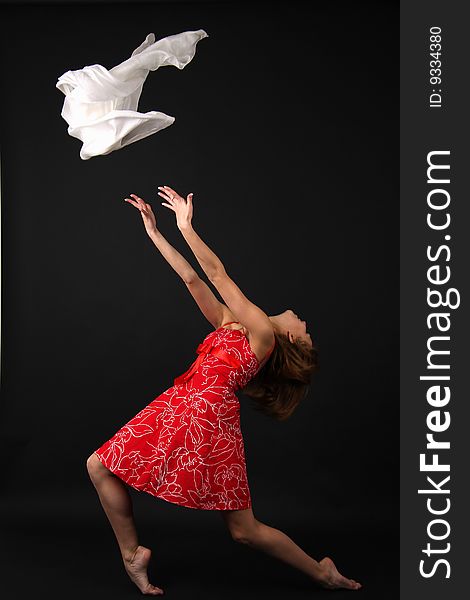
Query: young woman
[[86, 186, 362, 595]]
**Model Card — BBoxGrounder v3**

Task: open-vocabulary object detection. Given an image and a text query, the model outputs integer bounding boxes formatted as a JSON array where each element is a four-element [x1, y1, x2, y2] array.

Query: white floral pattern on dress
[[94, 327, 260, 510]]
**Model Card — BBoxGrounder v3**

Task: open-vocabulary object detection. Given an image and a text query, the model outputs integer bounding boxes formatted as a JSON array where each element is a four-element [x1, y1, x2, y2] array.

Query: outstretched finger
[[158, 186, 177, 200], [161, 185, 181, 199], [158, 191, 174, 203], [124, 197, 140, 208], [129, 195, 145, 211], [130, 193, 146, 207], [161, 202, 175, 211], [125, 197, 149, 215]]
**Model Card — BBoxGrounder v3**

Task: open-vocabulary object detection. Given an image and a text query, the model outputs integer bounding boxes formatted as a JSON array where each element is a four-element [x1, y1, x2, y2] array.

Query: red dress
[[93, 321, 275, 510]]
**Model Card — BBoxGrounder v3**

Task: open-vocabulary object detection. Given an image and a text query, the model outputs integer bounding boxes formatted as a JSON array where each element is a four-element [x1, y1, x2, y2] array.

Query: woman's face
[[275, 309, 312, 346]]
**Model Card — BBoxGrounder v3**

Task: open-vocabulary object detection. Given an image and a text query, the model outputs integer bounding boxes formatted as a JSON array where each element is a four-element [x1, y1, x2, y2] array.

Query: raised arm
[[124, 193, 230, 329], [158, 186, 274, 353]]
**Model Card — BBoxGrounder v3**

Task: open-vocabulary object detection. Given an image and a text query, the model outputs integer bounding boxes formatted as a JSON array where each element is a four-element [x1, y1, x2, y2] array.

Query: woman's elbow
[[183, 271, 199, 285], [209, 267, 227, 285]]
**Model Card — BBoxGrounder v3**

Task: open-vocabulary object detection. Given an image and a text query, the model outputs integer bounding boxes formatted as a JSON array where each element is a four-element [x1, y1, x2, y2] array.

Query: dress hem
[[93, 451, 252, 512]]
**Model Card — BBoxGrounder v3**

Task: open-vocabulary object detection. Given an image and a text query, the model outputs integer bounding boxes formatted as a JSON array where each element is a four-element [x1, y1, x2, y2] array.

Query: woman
[[86, 186, 362, 595]]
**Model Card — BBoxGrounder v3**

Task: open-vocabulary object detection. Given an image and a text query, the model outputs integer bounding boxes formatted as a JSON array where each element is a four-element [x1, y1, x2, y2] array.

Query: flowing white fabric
[[56, 29, 208, 160]]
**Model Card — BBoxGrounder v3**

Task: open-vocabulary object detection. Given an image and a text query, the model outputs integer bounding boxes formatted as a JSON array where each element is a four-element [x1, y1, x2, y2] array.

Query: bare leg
[[86, 452, 164, 596], [220, 508, 361, 590]]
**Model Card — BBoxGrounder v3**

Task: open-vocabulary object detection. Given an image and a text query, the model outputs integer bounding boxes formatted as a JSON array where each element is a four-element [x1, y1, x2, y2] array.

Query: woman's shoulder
[[215, 308, 275, 364]]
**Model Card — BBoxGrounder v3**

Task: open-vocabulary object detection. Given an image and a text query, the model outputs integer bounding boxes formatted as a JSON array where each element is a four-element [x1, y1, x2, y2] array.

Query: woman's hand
[[158, 185, 193, 230], [124, 194, 157, 236]]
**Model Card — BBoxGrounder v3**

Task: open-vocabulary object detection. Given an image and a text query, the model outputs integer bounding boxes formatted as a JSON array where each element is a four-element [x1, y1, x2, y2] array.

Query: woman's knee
[[230, 528, 252, 544], [220, 508, 261, 544], [86, 452, 108, 479], [228, 519, 261, 545]]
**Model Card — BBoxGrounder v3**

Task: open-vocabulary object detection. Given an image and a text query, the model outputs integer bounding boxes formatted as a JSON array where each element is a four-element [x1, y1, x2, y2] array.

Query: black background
[[0, 1, 398, 598]]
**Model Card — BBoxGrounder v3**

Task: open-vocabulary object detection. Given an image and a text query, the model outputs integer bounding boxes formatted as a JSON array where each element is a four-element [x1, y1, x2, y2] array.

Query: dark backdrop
[[0, 1, 398, 598]]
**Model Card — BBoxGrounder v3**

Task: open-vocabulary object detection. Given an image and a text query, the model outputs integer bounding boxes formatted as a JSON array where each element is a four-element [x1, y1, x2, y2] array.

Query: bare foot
[[123, 545, 164, 595], [317, 557, 362, 590]]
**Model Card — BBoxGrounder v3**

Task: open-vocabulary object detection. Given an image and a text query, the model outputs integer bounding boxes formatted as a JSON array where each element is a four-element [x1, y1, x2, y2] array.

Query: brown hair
[[242, 331, 319, 421]]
